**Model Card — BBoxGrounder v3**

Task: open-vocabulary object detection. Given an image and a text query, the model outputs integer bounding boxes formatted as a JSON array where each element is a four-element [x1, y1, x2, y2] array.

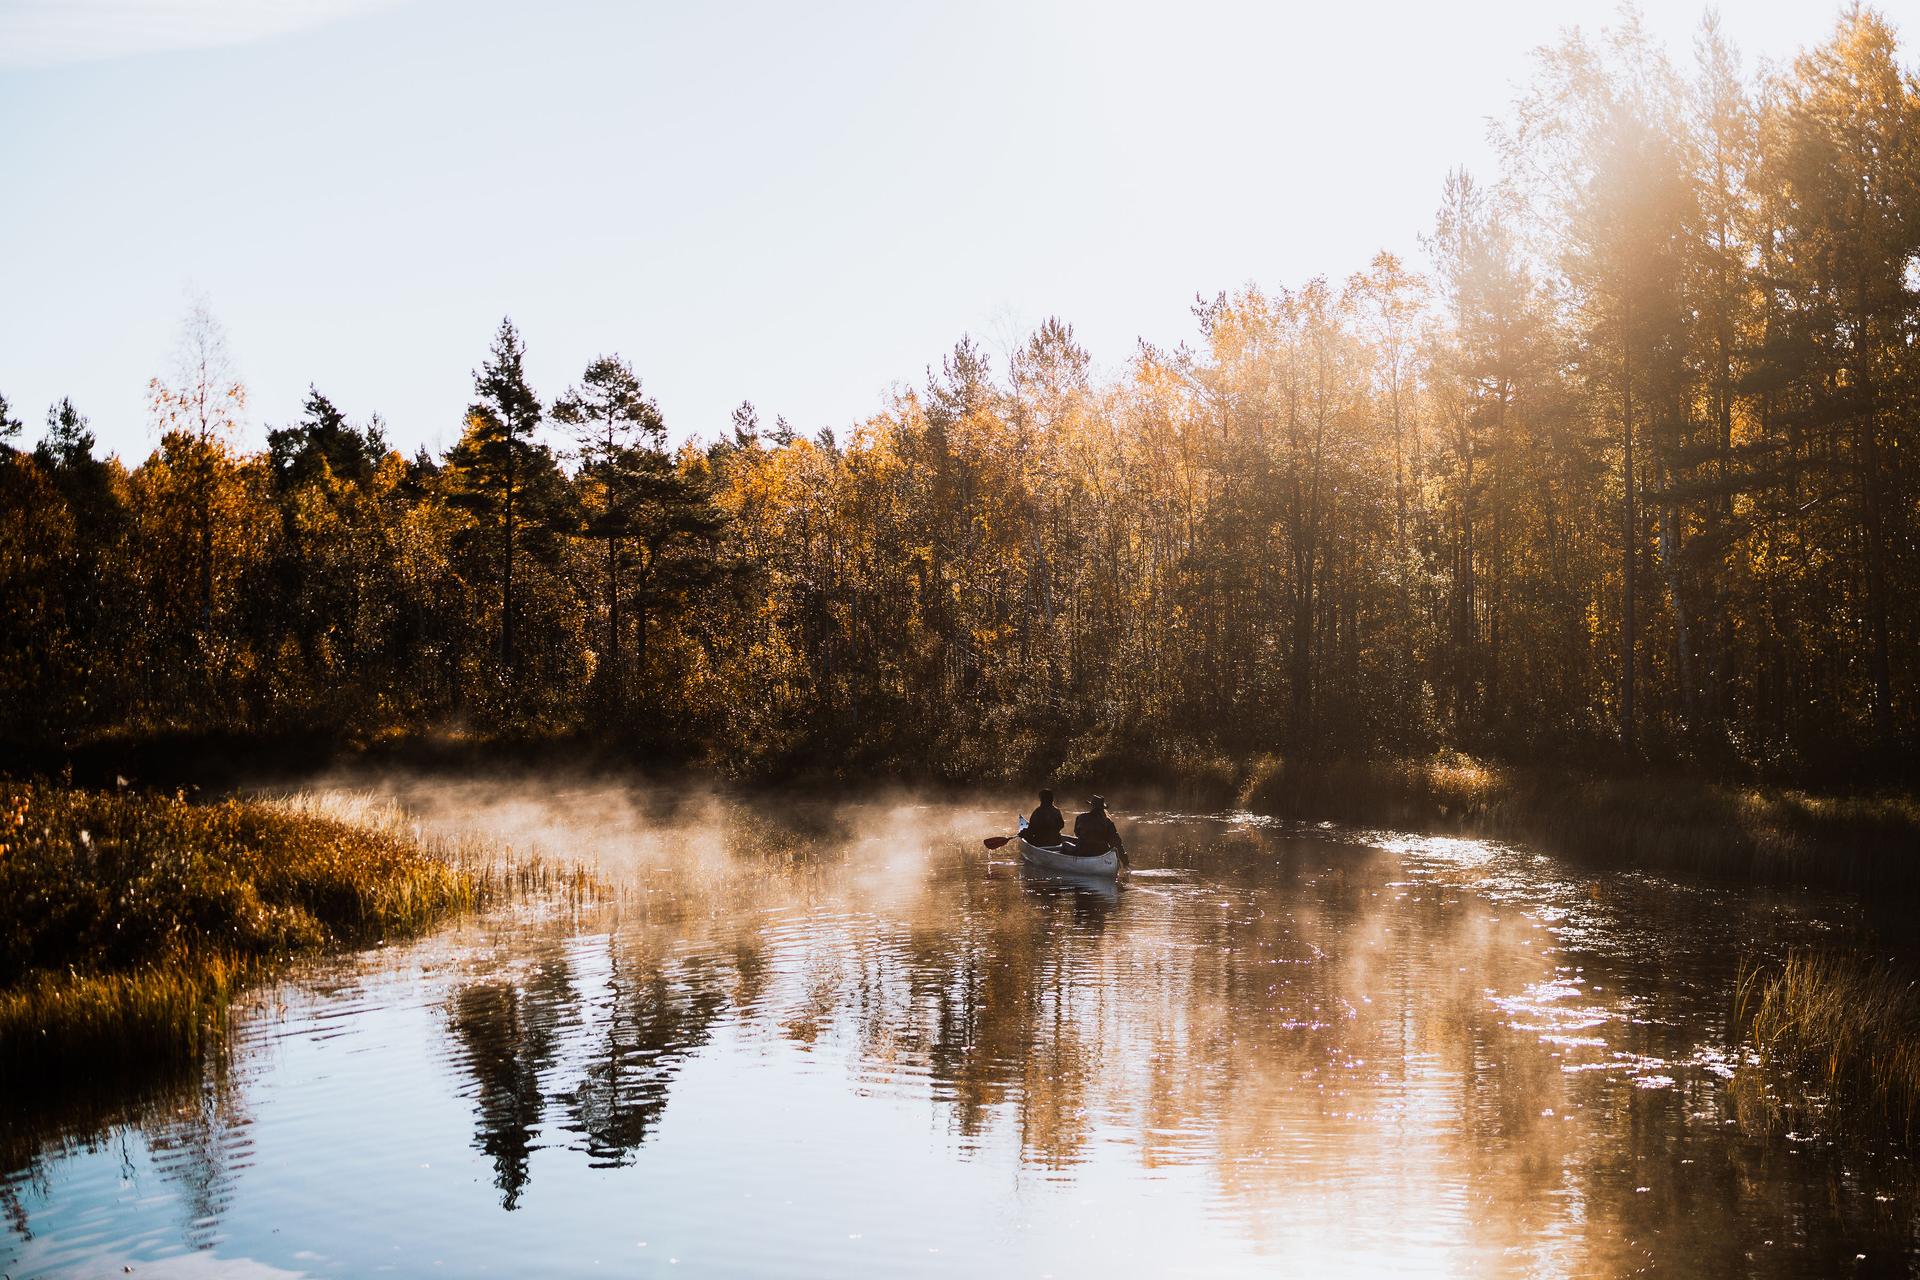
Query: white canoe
[[1015, 835, 1123, 879]]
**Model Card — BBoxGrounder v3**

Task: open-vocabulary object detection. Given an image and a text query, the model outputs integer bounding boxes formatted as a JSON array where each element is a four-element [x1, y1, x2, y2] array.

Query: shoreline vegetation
[[1063, 738, 1919, 896], [1736, 950, 1920, 1143], [21, 725, 1920, 893], [1229, 754, 1920, 895], [0, 781, 595, 1081]]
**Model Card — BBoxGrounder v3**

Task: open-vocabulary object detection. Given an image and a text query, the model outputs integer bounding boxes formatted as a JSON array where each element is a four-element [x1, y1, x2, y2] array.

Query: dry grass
[[0, 781, 598, 1079], [1735, 950, 1920, 1141]]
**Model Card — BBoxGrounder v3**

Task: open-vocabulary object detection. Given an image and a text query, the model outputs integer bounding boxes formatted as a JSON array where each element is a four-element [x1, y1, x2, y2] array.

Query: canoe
[[1015, 828, 1124, 879]]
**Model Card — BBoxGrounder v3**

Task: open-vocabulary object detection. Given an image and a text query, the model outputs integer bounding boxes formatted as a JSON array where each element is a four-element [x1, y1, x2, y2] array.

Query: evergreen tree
[[1513, 27, 1694, 751], [445, 318, 550, 684], [35, 398, 95, 471], [1756, 8, 1919, 748], [552, 355, 665, 710], [267, 387, 389, 490], [728, 400, 761, 450]]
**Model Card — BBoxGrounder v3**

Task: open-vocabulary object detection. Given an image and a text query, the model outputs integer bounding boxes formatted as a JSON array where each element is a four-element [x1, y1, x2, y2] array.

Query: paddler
[[1024, 788, 1066, 847], [1072, 795, 1125, 860]]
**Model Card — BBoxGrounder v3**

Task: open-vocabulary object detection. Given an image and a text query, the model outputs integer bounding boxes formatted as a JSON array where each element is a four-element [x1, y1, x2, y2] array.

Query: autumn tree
[[1513, 27, 1695, 750], [1681, 14, 1760, 745], [1351, 252, 1429, 708], [148, 298, 247, 636], [1425, 171, 1545, 734]]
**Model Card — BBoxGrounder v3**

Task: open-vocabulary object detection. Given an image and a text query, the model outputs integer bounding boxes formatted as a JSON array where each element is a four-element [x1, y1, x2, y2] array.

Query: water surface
[[3, 779, 1911, 1277]]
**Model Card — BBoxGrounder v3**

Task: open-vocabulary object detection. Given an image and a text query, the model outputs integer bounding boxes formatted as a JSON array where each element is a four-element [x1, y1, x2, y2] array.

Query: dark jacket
[[1073, 809, 1121, 855], [1025, 802, 1065, 846]]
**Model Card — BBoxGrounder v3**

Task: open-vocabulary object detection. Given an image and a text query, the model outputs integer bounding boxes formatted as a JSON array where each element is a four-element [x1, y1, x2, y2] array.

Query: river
[[2, 776, 1912, 1278]]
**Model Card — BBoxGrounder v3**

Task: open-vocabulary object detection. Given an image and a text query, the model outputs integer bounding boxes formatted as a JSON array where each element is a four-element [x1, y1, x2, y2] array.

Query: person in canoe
[[1073, 796, 1126, 863], [1023, 788, 1067, 848]]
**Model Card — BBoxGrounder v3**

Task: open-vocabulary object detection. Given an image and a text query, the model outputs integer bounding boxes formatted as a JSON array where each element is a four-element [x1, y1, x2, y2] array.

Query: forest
[[2, 9, 1916, 789]]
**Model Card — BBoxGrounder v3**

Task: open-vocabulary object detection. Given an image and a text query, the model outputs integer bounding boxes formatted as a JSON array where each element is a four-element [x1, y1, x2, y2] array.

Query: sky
[[0, 0, 1870, 461]]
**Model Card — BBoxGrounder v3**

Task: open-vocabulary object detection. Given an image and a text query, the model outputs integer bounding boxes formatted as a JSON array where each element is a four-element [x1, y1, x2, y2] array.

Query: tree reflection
[[443, 929, 743, 1203], [446, 953, 577, 1210], [0, 1018, 254, 1251], [562, 941, 729, 1167], [144, 1062, 253, 1251]]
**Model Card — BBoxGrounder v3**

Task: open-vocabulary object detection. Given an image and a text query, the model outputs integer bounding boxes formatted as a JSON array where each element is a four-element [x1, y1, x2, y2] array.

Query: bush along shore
[[1035, 735, 1920, 894], [29, 726, 1920, 895], [1215, 753, 1920, 896], [0, 781, 592, 1081]]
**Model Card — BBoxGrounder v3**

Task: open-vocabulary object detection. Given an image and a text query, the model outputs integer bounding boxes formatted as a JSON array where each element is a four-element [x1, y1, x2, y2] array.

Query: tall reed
[[1735, 950, 1920, 1141]]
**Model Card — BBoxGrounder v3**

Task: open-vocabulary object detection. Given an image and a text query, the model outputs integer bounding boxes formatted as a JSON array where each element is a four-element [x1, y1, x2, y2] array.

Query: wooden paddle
[[982, 835, 1013, 850]]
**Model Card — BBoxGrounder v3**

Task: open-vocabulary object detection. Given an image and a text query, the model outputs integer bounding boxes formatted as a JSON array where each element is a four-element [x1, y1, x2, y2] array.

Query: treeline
[[2, 10, 1916, 783]]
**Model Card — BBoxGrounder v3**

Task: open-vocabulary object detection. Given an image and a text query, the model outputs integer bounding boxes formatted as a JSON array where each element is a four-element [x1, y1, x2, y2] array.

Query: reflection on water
[[3, 780, 1916, 1277]]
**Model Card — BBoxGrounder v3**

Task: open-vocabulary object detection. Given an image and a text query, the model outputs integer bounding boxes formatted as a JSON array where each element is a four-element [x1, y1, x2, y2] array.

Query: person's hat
[[1089, 795, 1107, 809]]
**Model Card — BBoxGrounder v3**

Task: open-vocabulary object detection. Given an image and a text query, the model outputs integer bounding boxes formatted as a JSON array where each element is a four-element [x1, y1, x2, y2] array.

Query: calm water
[[3, 778, 1914, 1278]]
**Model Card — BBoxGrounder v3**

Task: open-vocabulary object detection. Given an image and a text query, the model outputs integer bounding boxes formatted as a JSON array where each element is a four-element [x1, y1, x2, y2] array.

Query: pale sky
[[0, 0, 1866, 461]]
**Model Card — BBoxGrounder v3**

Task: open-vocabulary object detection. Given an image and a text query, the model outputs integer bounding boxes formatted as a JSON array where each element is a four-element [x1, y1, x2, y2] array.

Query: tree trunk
[[198, 450, 213, 636], [633, 558, 649, 710], [607, 532, 621, 710], [1620, 329, 1636, 750], [502, 447, 517, 675], [1457, 416, 1476, 728]]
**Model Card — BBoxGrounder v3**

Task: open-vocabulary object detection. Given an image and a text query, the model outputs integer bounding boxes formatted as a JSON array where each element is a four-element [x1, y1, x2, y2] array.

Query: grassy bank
[[1735, 950, 1920, 1141], [0, 781, 578, 1079]]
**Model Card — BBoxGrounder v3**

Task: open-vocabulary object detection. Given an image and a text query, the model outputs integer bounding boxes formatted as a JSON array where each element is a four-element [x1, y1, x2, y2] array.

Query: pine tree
[[445, 318, 548, 683], [1513, 27, 1694, 751], [1758, 8, 1919, 748], [552, 354, 665, 710], [267, 387, 389, 490], [35, 398, 94, 470], [728, 401, 761, 451]]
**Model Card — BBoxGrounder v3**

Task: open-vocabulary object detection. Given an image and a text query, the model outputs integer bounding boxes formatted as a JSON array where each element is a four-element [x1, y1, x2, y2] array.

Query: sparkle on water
[[2, 777, 1911, 1278]]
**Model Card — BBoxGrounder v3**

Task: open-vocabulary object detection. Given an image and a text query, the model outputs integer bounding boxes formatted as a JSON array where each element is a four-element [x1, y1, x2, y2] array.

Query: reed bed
[[0, 781, 599, 1079], [1735, 949, 1920, 1141]]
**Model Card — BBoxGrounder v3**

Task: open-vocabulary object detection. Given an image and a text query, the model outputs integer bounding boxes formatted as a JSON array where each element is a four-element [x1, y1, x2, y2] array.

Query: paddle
[[982, 835, 1013, 850]]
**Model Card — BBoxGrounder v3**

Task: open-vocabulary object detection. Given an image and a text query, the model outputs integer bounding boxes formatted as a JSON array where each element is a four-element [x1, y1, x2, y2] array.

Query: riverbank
[[1227, 754, 1920, 895], [1047, 739, 1920, 895], [0, 782, 585, 1080], [21, 728, 1920, 896]]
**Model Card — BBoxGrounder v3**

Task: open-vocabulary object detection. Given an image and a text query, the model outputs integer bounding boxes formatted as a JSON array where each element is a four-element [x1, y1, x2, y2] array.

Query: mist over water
[[4, 772, 1913, 1278]]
